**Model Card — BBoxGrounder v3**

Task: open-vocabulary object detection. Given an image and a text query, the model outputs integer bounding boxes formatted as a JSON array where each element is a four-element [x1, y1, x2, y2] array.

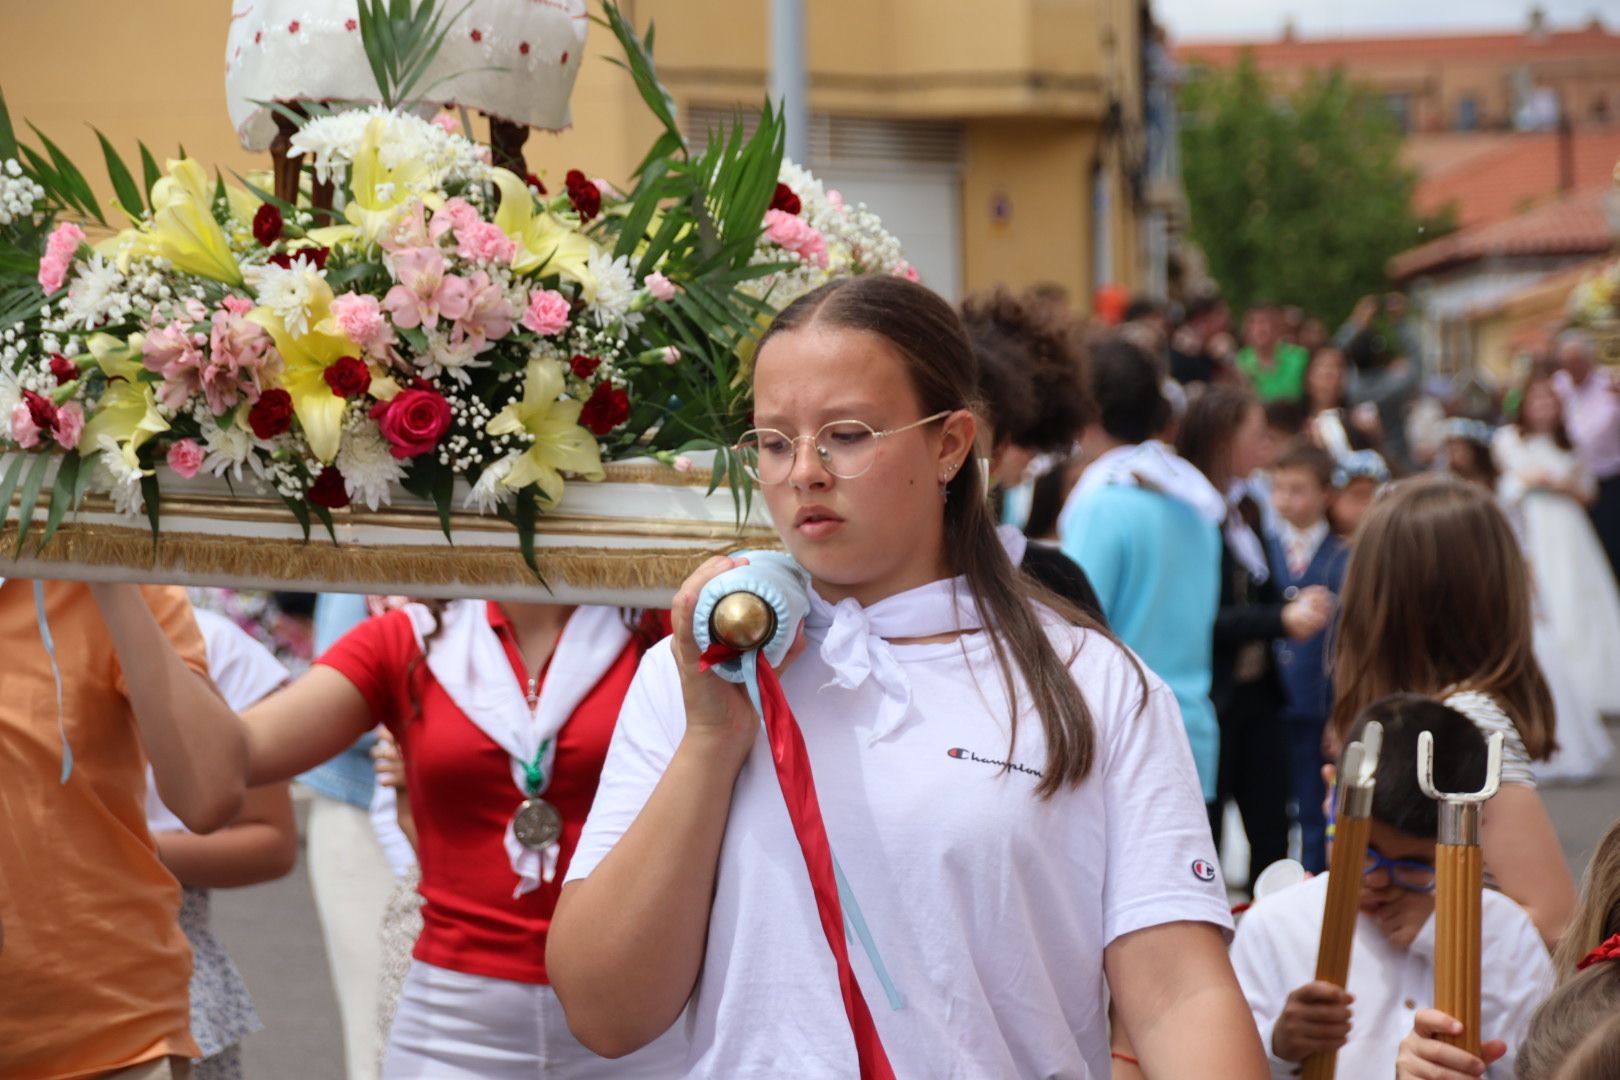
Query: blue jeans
[[1287, 714, 1329, 874]]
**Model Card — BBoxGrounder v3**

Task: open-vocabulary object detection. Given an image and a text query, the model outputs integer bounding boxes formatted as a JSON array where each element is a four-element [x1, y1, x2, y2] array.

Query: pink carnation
[[166, 438, 205, 479], [143, 320, 208, 411], [38, 222, 84, 293], [221, 295, 255, 317], [9, 403, 41, 449], [521, 289, 571, 336], [763, 209, 828, 267], [429, 196, 481, 242], [456, 220, 517, 264], [204, 303, 279, 415], [673, 454, 695, 474], [53, 402, 83, 450], [900, 263, 920, 282], [644, 271, 677, 301], [330, 292, 392, 349]]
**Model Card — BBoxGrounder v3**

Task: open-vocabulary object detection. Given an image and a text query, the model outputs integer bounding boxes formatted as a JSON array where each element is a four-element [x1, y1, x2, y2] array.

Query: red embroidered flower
[[288, 20, 300, 33], [525, 172, 547, 195], [470, 28, 482, 42], [1577, 932, 1620, 971], [369, 382, 452, 459], [307, 466, 351, 509], [561, 51, 569, 64], [254, 30, 262, 44], [564, 169, 600, 222], [769, 182, 801, 216], [252, 203, 283, 247], [579, 381, 630, 436], [268, 247, 329, 271], [323, 356, 371, 399], [519, 41, 530, 55], [49, 353, 78, 385], [248, 389, 294, 440], [345, 18, 357, 31], [569, 353, 601, 380]]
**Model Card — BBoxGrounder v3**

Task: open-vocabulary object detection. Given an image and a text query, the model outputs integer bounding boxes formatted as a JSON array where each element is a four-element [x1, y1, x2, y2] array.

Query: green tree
[[1179, 53, 1448, 323]]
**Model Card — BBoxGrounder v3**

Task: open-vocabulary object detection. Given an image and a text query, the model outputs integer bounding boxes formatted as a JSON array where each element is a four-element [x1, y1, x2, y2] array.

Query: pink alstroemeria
[[378, 199, 433, 253], [382, 247, 471, 331], [429, 196, 481, 242], [143, 319, 208, 411], [205, 302, 279, 415], [459, 272, 516, 343]]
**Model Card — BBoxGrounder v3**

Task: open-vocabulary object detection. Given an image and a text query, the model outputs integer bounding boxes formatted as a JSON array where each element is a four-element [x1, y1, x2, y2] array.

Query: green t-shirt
[[1236, 342, 1310, 403]]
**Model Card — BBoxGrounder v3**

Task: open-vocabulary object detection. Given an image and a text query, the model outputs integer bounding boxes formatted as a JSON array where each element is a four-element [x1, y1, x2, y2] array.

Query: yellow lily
[[486, 359, 604, 504], [248, 275, 358, 463], [491, 169, 599, 295], [80, 333, 170, 453], [143, 159, 245, 286], [345, 117, 440, 245]]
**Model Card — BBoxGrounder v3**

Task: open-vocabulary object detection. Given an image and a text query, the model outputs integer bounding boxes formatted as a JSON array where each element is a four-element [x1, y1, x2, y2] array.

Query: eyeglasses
[[734, 411, 952, 485], [1361, 846, 1436, 894]]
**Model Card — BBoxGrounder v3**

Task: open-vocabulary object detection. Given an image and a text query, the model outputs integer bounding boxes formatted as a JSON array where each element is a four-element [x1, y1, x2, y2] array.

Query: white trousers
[[383, 960, 688, 1079], [306, 792, 397, 1080]]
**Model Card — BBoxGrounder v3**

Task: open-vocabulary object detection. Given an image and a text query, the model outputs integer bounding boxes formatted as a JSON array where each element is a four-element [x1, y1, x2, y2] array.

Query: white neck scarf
[[405, 601, 632, 897], [1069, 439, 1227, 524], [1225, 481, 1271, 584], [806, 577, 985, 746]]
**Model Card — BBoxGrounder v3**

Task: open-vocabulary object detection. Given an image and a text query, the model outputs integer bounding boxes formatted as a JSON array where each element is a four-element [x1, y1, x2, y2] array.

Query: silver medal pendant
[[512, 796, 563, 850]]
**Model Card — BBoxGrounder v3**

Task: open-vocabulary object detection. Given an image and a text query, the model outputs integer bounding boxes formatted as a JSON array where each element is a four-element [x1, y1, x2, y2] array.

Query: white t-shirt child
[[568, 582, 1229, 1079]]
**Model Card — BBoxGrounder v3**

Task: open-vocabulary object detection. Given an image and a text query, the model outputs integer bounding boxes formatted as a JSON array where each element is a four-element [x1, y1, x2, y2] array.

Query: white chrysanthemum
[[586, 250, 636, 328], [61, 255, 127, 330], [335, 417, 406, 511], [254, 256, 325, 338], [200, 412, 271, 483], [290, 107, 491, 188], [465, 452, 518, 515], [94, 436, 146, 518]]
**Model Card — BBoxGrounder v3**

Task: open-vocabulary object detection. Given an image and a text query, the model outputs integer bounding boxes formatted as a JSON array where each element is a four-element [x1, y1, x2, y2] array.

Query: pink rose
[[53, 402, 83, 450], [9, 403, 41, 449], [38, 222, 84, 293], [763, 209, 828, 267], [166, 438, 205, 478], [644, 271, 677, 301], [370, 383, 452, 459], [521, 289, 571, 336], [456, 220, 517, 264], [330, 292, 392, 349]]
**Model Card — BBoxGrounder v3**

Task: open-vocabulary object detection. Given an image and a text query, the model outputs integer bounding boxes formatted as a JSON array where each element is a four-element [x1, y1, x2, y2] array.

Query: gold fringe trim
[[0, 521, 772, 594], [600, 461, 719, 487]]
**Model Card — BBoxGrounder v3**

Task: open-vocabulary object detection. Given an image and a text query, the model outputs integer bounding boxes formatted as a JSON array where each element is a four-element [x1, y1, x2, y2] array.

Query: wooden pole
[[1301, 726, 1382, 1080]]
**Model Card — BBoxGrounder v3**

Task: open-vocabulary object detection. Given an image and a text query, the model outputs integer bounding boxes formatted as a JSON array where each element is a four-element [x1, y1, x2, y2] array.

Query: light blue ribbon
[[34, 580, 72, 783], [738, 649, 904, 1011]]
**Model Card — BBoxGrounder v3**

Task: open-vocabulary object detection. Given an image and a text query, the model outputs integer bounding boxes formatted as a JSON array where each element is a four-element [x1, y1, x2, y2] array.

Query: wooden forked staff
[[1418, 729, 1505, 1059], [1301, 721, 1383, 1080]]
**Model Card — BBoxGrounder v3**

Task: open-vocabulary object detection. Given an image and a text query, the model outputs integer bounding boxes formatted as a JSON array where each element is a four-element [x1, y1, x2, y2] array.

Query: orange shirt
[[0, 581, 207, 1079]]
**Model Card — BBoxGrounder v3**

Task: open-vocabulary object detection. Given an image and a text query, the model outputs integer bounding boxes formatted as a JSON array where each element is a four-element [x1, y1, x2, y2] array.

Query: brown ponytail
[[758, 276, 1140, 797]]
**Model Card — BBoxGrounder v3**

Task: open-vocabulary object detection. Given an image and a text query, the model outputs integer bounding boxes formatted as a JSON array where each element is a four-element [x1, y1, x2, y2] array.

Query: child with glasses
[[1230, 694, 1553, 1079]]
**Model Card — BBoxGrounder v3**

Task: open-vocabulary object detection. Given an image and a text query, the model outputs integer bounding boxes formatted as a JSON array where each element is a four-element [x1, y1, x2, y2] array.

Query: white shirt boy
[[1231, 873, 1552, 1079], [568, 616, 1229, 1079]]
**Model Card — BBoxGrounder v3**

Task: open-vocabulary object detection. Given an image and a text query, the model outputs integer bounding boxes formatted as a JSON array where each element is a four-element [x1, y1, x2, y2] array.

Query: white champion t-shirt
[[567, 619, 1231, 1079]]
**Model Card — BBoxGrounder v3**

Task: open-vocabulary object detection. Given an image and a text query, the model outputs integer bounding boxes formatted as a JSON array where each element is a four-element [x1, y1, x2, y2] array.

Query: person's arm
[[242, 664, 383, 786], [91, 583, 248, 833], [1106, 921, 1269, 1078], [548, 556, 795, 1057], [1481, 784, 1576, 950], [1394, 1009, 1507, 1080], [154, 781, 298, 888]]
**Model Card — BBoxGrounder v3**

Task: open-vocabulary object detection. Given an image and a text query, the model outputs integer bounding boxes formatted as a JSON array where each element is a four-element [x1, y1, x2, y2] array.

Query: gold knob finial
[[709, 592, 777, 652]]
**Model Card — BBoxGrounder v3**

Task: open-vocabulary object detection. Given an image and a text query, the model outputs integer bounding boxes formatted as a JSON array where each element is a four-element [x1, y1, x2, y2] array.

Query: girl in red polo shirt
[[234, 599, 681, 1078]]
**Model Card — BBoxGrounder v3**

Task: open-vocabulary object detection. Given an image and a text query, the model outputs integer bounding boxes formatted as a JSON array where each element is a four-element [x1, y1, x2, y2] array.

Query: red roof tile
[[1389, 188, 1616, 280], [1174, 26, 1620, 68], [1411, 130, 1620, 229]]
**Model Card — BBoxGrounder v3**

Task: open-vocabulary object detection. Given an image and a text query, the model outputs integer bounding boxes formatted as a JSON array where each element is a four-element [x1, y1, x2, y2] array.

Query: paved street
[[216, 719, 1620, 1077]]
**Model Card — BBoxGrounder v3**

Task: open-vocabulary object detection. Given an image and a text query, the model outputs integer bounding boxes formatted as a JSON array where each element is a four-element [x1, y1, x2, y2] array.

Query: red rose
[[525, 171, 547, 195], [22, 389, 58, 431], [370, 384, 452, 459], [49, 353, 78, 385], [323, 356, 372, 398], [252, 203, 283, 247], [579, 381, 630, 436], [248, 388, 294, 439], [769, 182, 801, 216], [267, 247, 329, 271], [569, 353, 601, 380], [565, 169, 600, 222], [307, 466, 351, 509]]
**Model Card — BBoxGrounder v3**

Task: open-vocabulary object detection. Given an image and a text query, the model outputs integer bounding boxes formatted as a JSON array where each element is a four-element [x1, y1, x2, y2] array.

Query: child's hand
[[1394, 1009, 1506, 1079], [1271, 980, 1353, 1062]]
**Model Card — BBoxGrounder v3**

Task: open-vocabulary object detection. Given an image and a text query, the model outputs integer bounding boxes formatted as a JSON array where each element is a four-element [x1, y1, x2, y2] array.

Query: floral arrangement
[[0, 4, 908, 571], [1569, 258, 1620, 330]]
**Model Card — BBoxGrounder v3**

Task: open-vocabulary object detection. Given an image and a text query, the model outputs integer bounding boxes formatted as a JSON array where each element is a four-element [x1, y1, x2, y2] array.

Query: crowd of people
[[4, 275, 1620, 1080]]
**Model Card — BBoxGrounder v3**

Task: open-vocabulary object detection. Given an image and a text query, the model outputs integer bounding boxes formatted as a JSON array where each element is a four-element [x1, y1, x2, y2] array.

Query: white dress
[[1494, 428, 1620, 767], [225, 0, 589, 150]]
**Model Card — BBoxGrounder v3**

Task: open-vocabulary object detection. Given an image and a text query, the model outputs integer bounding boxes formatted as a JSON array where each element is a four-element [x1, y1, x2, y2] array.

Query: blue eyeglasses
[[1325, 779, 1438, 893]]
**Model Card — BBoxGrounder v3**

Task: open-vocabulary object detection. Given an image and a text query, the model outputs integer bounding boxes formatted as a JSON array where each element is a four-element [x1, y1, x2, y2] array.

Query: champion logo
[[1192, 859, 1218, 883], [945, 746, 1044, 779]]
